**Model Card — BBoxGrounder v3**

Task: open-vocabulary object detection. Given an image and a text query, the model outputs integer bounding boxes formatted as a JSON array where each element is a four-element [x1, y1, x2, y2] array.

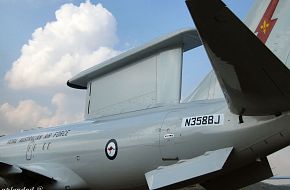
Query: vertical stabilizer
[[186, 0, 290, 115], [186, 0, 290, 102]]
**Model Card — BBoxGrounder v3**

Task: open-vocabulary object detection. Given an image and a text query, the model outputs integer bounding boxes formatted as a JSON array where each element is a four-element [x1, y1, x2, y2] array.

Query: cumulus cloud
[[1, 100, 50, 126], [1, 1, 120, 134], [5, 1, 120, 89], [38, 92, 84, 127], [0, 93, 84, 134], [0, 100, 51, 134]]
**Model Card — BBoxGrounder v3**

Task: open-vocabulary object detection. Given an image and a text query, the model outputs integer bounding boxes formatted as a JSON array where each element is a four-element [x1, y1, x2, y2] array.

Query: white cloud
[[38, 92, 84, 127], [0, 93, 84, 135], [0, 100, 51, 134], [1, 1, 120, 134], [5, 1, 120, 89]]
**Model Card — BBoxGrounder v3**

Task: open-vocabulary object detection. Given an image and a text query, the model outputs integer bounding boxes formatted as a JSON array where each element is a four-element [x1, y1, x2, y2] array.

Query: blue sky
[[0, 0, 254, 105]]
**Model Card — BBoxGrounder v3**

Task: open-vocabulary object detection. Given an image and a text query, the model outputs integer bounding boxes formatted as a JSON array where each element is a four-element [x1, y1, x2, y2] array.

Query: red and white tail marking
[[255, 0, 279, 43]]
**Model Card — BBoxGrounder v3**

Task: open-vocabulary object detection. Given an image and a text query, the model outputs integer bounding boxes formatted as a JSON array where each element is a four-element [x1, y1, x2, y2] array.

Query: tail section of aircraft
[[186, 0, 290, 104], [186, 0, 290, 116]]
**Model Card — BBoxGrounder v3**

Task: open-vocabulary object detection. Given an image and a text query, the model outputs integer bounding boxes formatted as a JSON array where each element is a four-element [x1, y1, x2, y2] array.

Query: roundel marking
[[105, 139, 118, 160]]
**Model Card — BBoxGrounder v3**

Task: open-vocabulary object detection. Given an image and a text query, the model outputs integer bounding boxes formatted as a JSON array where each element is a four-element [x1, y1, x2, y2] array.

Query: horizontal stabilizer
[[201, 157, 273, 190], [186, 0, 290, 115], [145, 147, 233, 190]]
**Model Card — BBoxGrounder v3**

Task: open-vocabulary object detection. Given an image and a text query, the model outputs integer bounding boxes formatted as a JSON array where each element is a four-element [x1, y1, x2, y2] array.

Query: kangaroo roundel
[[105, 139, 118, 160]]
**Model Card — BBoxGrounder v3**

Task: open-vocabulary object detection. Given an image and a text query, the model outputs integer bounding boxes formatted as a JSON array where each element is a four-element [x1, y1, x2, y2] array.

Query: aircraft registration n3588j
[[2, 0, 290, 189]]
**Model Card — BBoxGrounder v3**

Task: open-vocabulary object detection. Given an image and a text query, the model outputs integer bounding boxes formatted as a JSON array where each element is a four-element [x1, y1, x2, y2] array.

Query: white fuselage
[[1, 99, 290, 190]]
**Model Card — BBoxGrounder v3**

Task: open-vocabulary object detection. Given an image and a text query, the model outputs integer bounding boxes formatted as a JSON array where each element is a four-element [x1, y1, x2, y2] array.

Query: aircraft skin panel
[[88, 54, 158, 118], [145, 147, 233, 190], [86, 47, 183, 119]]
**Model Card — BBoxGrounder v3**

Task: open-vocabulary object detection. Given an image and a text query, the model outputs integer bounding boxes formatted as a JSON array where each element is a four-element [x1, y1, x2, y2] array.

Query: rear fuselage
[[1, 99, 290, 190]]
